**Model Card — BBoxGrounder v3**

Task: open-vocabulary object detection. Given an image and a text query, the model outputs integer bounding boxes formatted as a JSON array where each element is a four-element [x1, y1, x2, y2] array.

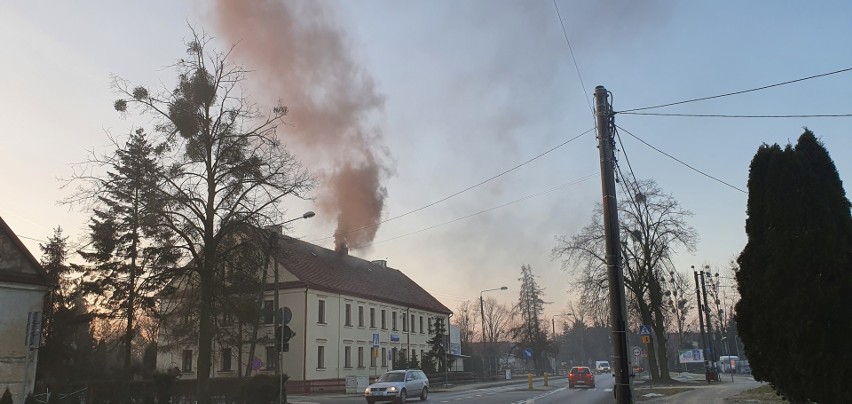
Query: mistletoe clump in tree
[[109, 30, 313, 403]]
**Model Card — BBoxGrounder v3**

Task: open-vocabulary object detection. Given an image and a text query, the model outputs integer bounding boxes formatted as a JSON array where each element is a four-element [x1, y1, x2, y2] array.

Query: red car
[[568, 366, 596, 389]]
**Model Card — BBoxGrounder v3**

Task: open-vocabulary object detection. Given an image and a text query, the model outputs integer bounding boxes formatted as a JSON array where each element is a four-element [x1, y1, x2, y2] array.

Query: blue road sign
[[372, 333, 380, 347], [522, 348, 534, 359], [639, 324, 652, 335]]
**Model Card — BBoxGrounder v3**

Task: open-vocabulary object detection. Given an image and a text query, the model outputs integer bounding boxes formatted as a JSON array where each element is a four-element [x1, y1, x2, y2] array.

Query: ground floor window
[[221, 348, 232, 371], [318, 345, 326, 369], [182, 349, 193, 372]]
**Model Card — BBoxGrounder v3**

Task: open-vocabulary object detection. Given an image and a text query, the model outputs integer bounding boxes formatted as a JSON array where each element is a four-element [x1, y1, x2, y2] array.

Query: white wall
[[0, 282, 48, 402]]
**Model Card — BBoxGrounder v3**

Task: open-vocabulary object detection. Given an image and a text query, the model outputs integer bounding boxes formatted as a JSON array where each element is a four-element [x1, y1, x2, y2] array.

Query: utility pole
[[595, 85, 633, 403], [700, 271, 716, 372], [479, 295, 488, 381], [693, 268, 709, 379]]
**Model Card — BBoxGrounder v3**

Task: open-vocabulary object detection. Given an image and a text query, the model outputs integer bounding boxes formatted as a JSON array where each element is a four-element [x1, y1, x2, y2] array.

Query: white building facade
[[157, 233, 452, 386], [0, 216, 52, 402]]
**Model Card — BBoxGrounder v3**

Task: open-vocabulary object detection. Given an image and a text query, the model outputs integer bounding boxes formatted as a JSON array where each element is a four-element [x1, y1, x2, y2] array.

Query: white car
[[364, 369, 429, 403]]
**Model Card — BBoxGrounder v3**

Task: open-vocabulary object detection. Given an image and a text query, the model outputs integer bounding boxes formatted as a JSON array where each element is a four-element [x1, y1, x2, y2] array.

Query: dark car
[[364, 369, 429, 403], [568, 366, 596, 389]]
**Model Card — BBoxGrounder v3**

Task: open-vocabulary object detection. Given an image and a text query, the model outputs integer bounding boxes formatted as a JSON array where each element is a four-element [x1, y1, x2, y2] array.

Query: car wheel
[[395, 389, 407, 403], [590, 384, 596, 389], [420, 386, 428, 401], [569, 384, 575, 389]]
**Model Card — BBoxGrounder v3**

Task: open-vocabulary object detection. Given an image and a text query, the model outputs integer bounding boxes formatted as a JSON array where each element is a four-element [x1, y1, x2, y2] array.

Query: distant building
[[156, 231, 452, 390], [0, 216, 52, 402]]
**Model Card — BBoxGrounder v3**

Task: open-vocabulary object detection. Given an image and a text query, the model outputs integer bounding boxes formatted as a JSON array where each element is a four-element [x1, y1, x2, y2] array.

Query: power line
[[552, 0, 594, 118], [18, 235, 47, 243], [615, 125, 747, 194], [362, 173, 599, 248], [311, 128, 596, 244], [618, 112, 852, 119], [617, 66, 852, 113]]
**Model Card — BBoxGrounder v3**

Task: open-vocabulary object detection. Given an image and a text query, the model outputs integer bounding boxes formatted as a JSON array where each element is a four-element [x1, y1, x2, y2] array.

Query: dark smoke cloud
[[214, 0, 390, 250]]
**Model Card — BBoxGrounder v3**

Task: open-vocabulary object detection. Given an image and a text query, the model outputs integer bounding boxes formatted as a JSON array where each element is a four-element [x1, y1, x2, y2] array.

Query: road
[[290, 375, 617, 404]]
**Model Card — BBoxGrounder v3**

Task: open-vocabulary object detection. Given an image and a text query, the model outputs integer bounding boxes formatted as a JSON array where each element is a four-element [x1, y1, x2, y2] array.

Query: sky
[[2, 1, 852, 325]]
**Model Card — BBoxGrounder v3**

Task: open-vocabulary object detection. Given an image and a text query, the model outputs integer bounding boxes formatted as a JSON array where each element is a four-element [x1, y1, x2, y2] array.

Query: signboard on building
[[390, 332, 400, 342], [25, 311, 42, 347], [678, 349, 704, 364], [449, 324, 461, 355], [372, 333, 380, 347]]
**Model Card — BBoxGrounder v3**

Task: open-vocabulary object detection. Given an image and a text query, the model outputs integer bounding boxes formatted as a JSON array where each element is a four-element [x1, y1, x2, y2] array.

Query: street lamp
[[275, 211, 315, 404], [480, 286, 508, 381]]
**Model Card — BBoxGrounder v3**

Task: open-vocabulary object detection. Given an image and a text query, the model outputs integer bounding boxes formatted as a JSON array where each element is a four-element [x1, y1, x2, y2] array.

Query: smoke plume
[[214, 0, 389, 250]]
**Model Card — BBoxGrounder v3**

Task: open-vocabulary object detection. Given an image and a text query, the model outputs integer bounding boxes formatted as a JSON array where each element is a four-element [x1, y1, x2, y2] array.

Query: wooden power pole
[[595, 85, 634, 403]]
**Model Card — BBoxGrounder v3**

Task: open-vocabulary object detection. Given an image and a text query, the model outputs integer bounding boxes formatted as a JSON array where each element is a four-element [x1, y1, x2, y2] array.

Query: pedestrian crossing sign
[[639, 324, 652, 335]]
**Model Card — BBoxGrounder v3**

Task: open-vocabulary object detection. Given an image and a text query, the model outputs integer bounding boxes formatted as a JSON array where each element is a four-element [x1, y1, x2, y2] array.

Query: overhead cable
[[617, 66, 852, 113], [553, 0, 594, 119], [619, 112, 852, 118], [615, 125, 747, 194], [362, 173, 599, 248], [311, 128, 596, 243]]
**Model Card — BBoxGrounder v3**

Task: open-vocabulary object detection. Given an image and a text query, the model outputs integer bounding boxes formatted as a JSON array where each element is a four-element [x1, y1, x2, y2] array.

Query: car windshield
[[572, 368, 590, 374], [378, 372, 406, 382]]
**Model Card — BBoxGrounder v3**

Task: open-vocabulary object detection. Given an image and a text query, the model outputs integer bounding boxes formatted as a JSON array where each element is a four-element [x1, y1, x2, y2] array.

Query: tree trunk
[[197, 267, 214, 404], [636, 299, 660, 380], [244, 259, 270, 378], [649, 281, 673, 382]]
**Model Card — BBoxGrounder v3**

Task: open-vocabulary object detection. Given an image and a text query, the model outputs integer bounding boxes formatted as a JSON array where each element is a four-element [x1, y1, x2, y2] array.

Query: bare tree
[[455, 300, 479, 350], [553, 179, 697, 382], [111, 30, 314, 402]]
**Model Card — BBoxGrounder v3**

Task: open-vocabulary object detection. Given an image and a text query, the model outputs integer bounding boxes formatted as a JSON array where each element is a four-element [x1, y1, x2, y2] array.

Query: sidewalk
[[636, 373, 763, 403]]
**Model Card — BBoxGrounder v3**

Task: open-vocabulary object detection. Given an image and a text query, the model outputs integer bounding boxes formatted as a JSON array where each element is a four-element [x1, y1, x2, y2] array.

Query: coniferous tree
[[428, 318, 449, 372], [736, 130, 852, 403], [512, 264, 550, 373], [76, 129, 176, 378], [38, 228, 99, 385]]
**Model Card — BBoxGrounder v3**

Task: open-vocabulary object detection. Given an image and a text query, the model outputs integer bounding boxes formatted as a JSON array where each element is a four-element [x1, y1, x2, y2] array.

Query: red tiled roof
[[273, 235, 451, 315], [0, 215, 52, 287]]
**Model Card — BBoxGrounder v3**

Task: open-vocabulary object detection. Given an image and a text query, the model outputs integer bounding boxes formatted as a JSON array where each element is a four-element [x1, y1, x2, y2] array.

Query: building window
[[182, 349, 193, 372], [345, 303, 352, 326], [266, 346, 276, 370], [318, 300, 326, 324], [392, 311, 397, 331], [358, 346, 365, 368], [428, 318, 433, 333], [262, 300, 274, 324], [344, 346, 352, 368], [370, 308, 376, 328], [371, 347, 377, 367], [381, 347, 387, 367], [317, 346, 325, 369], [392, 348, 398, 369], [419, 316, 424, 334], [358, 306, 365, 327], [402, 313, 407, 332], [381, 309, 387, 329], [221, 348, 232, 371], [411, 314, 416, 333]]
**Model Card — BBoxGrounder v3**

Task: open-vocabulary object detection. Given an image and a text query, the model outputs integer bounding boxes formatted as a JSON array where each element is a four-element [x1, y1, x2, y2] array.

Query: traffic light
[[275, 306, 294, 352]]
